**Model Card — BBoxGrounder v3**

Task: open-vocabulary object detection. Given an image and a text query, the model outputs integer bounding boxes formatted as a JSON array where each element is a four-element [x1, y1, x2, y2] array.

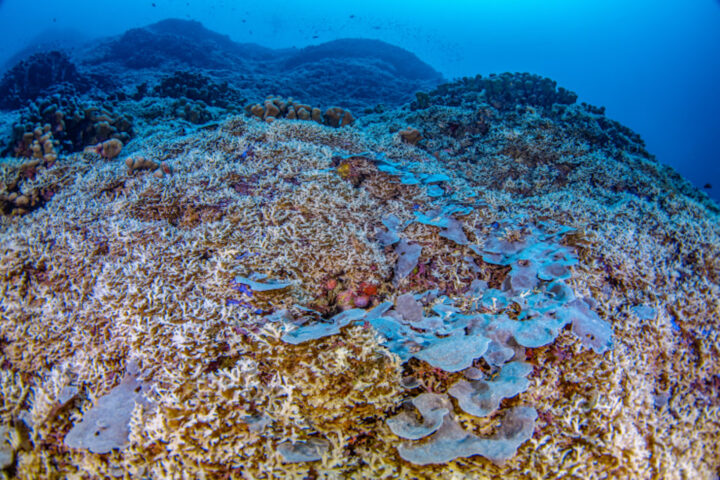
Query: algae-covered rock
[[0, 425, 13, 471]]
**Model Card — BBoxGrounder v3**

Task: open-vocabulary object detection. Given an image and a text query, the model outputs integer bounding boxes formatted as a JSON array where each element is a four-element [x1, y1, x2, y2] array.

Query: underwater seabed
[[1, 89, 720, 478]]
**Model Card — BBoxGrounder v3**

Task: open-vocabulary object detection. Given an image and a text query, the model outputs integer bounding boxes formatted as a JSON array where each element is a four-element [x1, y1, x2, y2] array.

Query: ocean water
[[1, 0, 718, 203], [0, 1, 719, 479]]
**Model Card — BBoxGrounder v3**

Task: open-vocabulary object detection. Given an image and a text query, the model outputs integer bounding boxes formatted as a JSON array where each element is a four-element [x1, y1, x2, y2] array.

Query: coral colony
[[1, 19, 719, 480]]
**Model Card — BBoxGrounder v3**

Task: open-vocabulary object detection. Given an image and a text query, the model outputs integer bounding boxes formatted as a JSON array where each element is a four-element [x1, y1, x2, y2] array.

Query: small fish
[[240, 145, 255, 160], [704, 183, 712, 189]]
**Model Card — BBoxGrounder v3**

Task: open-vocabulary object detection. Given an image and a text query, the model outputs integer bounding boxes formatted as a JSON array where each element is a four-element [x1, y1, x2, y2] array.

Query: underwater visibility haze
[[0, 0, 718, 479]]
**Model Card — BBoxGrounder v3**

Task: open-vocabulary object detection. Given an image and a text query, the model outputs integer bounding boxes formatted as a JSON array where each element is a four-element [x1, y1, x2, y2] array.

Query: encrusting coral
[[0, 75, 719, 479]]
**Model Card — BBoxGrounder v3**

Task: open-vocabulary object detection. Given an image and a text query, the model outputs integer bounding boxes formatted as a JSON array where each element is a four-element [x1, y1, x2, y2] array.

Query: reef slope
[[0, 22, 718, 480]]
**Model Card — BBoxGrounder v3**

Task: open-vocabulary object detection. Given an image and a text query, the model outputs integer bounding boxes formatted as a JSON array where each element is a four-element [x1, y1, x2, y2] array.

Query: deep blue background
[[1, 0, 718, 204]]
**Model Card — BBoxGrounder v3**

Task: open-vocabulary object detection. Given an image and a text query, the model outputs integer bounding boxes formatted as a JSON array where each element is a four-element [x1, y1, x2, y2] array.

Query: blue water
[[1, 0, 719, 203]]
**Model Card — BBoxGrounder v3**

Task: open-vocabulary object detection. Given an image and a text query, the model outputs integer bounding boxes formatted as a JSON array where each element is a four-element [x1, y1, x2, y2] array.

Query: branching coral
[[0, 107, 717, 479]]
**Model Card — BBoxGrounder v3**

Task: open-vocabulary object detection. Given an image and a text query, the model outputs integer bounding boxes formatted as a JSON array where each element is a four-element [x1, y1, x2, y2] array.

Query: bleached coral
[[0, 110, 717, 479]]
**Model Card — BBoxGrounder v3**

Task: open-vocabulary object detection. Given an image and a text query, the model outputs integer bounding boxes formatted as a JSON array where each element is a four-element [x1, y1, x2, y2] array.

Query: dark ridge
[[65, 19, 443, 112], [79, 19, 274, 71], [93, 23, 246, 70], [284, 38, 443, 82], [145, 18, 238, 50], [143, 18, 276, 61]]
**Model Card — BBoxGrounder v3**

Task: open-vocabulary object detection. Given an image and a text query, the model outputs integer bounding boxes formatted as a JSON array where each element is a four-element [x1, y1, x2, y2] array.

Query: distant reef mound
[[83, 18, 266, 70], [283, 38, 444, 82], [0, 18, 443, 114]]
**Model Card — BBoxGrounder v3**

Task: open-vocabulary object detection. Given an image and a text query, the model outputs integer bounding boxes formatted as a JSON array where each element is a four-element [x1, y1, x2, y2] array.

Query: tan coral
[[399, 127, 423, 145], [245, 97, 354, 128], [324, 106, 355, 128], [88, 138, 123, 159], [0, 113, 717, 479], [125, 156, 159, 173]]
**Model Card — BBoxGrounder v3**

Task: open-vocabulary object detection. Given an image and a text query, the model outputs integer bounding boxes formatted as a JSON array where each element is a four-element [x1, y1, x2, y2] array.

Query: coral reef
[[0, 21, 718, 480], [152, 70, 245, 109], [0, 51, 88, 110], [1, 19, 443, 158], [412, 72, 577, 112], [88, 138, 123, 160], [375, 75, 717, 212], [0, 100, 717, 478], [12, 124, 58, 165], [125, 156, 172, 179], [5, 95, 133, 156], [0, 151, 70, 216], [245, 96, 355, 128], [399, 127, 422, 145]]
